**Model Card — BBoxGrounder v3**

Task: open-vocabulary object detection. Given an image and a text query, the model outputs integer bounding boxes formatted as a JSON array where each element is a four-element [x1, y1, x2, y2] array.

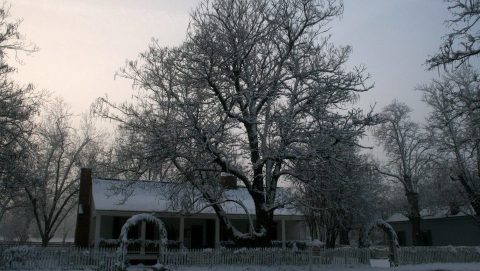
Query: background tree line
[[0, 0, 479, 248]]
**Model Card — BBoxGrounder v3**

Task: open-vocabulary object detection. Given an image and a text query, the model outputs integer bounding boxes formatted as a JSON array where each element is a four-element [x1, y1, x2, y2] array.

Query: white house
[[74, 168, 308, 250]]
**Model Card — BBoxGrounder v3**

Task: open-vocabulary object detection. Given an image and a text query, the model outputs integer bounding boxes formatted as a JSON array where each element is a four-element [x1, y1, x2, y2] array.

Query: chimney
[[449, 202, 460, 216], [74, 168, 92, 247], [219, 173, 238, 189]]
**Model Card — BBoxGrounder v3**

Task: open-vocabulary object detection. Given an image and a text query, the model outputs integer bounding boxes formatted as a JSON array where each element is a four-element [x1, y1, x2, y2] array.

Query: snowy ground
[[4, 263, 480, 271], [171, 263, 480, 271]]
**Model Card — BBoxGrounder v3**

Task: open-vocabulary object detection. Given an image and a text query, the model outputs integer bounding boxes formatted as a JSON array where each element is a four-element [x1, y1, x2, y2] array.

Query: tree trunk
[[468, 192, 480, 220], [454, 174, 480, 223], [326, 231, 337, 248], [339, 227, 350, 246], [41, 234, 50, 247], [250, 207, 274, 246], [358, 227, 367, 248], [405, 191, 422, 246], [325, 226, 337, 248], [214, 205, 274, 247], [306, 215, 318, 240], [247, 179, 274, 246]]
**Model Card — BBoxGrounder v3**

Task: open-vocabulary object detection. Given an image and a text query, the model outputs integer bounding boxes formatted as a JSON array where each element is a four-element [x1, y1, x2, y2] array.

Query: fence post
[[308, 245, 313, 271], [210, 249, 213, 267]]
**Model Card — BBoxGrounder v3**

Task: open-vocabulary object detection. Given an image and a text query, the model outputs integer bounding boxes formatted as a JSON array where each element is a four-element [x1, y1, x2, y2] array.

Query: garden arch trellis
[[117, 213, 168, 270], [363, 219, 399, 266]]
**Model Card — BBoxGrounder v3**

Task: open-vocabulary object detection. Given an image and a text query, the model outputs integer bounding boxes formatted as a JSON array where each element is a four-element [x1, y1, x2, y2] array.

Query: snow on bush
[[1, 245, 37, 266], [308, 239, 325, 248]]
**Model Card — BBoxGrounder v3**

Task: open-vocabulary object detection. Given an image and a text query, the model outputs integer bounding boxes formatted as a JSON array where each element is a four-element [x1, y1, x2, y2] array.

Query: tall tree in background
[[0, 4, 38, 222], [25, 99, 96, 246], [294, 146, 385, 248], [93, 129, 173, 181], [420, 66, 480, 218], [96, 0, 374, 245], [420, 159, 470, 213], [374, 100, 432, 246], [426, 0, 480, 69]]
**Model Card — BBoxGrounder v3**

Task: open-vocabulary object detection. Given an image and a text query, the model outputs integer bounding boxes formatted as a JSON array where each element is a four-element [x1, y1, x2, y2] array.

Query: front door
[[191, 225, 203, 248]]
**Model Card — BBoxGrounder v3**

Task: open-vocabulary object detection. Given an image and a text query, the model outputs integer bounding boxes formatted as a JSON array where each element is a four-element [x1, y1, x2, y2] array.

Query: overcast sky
[[8, 0, 474, 145]]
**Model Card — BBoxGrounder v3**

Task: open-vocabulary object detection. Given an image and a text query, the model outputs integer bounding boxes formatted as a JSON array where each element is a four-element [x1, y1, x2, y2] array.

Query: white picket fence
[[159, 247, 371, 266], [0, 245, 479, 270], [398, 246, 480, 265], [0, 246, 117, 270]]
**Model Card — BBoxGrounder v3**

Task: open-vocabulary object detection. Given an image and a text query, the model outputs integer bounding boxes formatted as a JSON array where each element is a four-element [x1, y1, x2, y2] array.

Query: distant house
[[74, 169, 308, 249], [386, 207, 480, 246]]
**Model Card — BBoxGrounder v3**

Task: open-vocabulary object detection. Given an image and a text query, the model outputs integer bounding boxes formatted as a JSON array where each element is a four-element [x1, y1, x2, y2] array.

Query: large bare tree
[[95, 0, 373, 245], [420, 65, 480, 218], [374, 100, 432, 246]]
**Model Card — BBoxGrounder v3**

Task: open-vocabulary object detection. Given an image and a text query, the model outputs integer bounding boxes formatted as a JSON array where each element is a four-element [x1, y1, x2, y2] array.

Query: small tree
[[420, 66, 480, 218], [374, 100, 432, 246], [0, 206, 33, 243], [25, 99, 95, 246], [426, 0, 480, 69], [294, 148, 385, 248]]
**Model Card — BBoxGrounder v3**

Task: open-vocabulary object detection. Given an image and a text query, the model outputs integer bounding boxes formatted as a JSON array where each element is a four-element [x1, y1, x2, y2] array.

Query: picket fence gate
[[1, 245, 480, 270]]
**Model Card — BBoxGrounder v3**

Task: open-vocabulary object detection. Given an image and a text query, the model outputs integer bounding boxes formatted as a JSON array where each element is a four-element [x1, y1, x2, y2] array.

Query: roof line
[[93, 177, 173, 184], [92, 177, 251, 190]]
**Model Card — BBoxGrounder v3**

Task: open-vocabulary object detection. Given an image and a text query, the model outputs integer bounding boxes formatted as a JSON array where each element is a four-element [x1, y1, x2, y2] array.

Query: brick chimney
[[74, 168, 92, 247], [219, 173, 238, 189], [449, 202, 460, 215]]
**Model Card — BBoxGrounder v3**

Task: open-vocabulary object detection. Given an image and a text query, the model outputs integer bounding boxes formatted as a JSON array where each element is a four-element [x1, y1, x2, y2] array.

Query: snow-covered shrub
[[270, 240, 308, 250], [1, 246, 37, 267], [308, 239, 325, 248]]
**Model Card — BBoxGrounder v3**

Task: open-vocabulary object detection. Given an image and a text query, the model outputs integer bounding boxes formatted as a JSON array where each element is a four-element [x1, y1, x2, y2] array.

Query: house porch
[[91, 213, 307, 250]]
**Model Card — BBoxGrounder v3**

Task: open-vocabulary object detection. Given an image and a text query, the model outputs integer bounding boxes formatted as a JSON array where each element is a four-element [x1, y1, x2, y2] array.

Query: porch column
[[179, 216, 185, 247], [215, 218, 220, 248], [281, 218, 286, 249], [140, 221, 146, 254], [94, 215, 101, 248]]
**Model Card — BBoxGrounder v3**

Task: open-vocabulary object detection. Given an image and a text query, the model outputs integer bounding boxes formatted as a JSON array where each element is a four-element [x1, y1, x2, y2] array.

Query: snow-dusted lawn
[[4, 263, 480, 271], [171, 263, 480, 271]]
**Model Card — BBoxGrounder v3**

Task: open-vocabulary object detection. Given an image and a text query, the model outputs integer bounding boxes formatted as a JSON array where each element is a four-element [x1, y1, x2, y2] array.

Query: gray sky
[[331, 0, 452, 122], [9, 0, 467, 131]]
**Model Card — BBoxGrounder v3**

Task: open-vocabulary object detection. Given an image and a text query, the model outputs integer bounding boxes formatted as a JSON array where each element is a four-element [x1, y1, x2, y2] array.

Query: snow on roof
[[92, 178, 301, 216], [386, 213, 408, 223], [386, 207, 474, 223]]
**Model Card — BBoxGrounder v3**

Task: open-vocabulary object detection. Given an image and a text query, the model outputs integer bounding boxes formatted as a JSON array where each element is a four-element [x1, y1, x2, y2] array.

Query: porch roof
[[92, 178, 301, 216]]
